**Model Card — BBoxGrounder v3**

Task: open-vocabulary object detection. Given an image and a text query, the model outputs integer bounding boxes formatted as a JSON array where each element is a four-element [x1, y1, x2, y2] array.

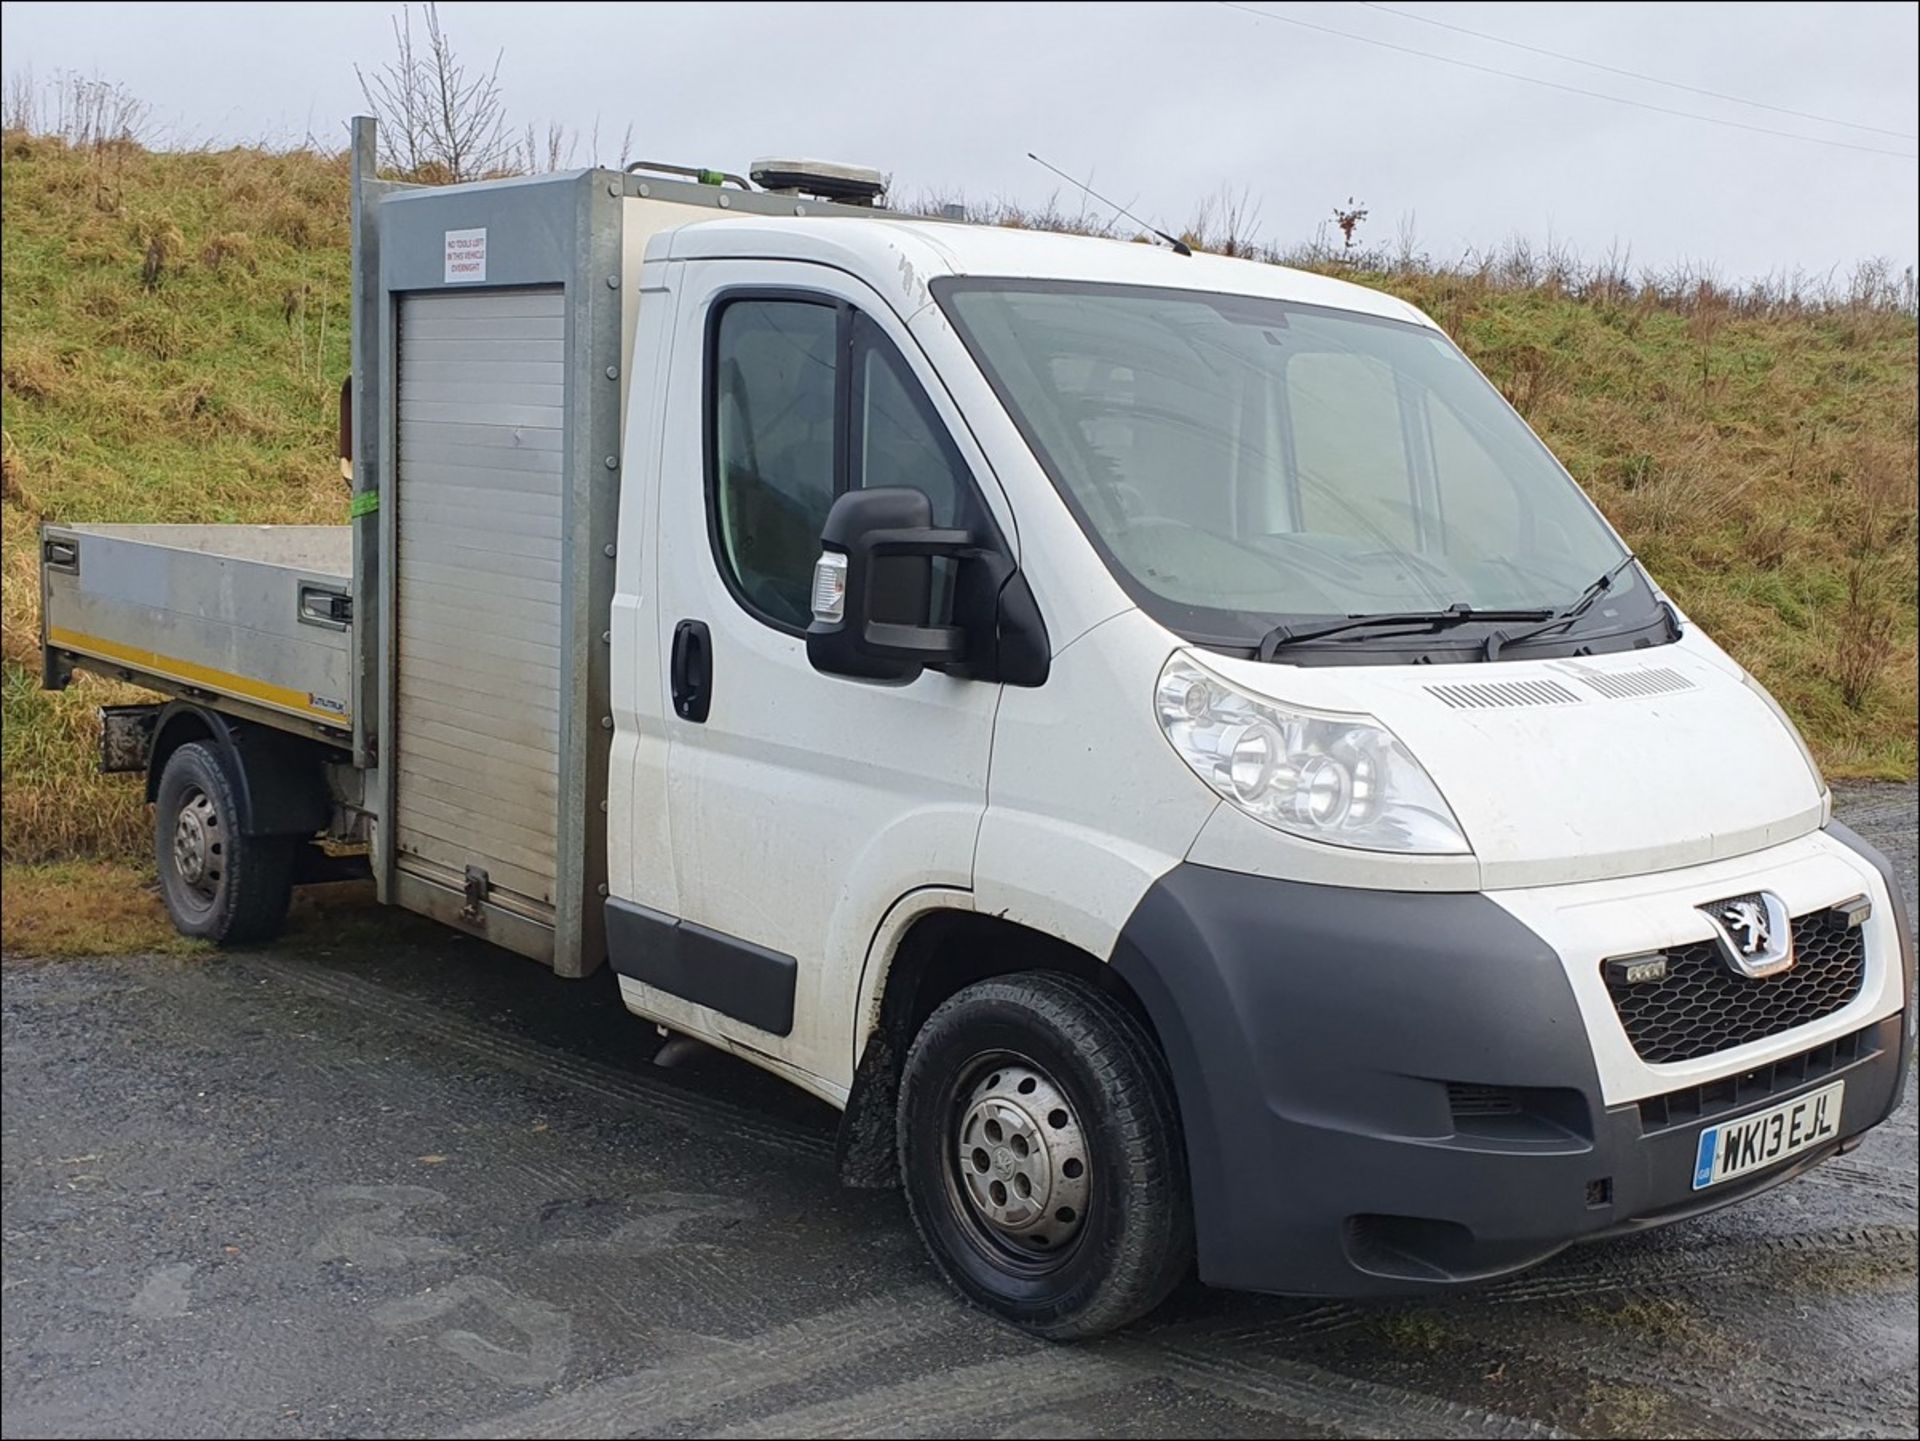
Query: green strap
[[697, 168, 725, 187], [349, 490, 379, 518]]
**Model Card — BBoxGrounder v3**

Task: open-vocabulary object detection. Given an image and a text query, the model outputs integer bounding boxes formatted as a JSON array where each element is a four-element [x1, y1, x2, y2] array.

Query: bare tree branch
[[355, 3, 509, 181]]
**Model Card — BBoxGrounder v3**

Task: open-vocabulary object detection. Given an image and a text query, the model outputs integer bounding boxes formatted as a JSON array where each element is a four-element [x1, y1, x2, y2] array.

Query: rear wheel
[[897, 971, 1192, 1340], [154, 741, 294, 945]]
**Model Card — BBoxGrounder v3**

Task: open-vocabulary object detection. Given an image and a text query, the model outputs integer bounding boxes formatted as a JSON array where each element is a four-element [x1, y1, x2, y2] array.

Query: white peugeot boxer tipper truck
[[40, 119, 1913, 1338]]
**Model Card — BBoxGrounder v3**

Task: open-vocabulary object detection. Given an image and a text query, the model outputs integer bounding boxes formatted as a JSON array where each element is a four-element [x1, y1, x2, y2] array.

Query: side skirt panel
[[606, 897, 797, 1037]]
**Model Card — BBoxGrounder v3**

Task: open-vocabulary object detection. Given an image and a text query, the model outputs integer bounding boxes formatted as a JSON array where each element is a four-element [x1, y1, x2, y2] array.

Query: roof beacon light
[[750, 158, 886, 207]]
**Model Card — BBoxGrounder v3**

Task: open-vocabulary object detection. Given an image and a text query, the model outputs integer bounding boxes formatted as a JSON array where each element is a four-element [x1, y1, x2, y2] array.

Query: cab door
[[617, 258, 1009, 1092]]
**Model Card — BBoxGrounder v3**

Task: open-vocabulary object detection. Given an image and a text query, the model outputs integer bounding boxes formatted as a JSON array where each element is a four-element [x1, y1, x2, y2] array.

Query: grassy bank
[[2, 132, 1915, 866], [2, 134, 351, 859]]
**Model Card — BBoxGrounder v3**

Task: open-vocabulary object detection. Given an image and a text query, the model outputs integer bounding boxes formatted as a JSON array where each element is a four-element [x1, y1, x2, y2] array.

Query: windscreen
[[938, 279, 1636, 646]]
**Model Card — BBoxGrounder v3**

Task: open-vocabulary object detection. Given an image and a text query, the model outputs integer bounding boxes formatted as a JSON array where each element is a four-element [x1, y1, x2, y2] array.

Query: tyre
[[154, 741, 294, 945], [897, 971, 1193, 1339]]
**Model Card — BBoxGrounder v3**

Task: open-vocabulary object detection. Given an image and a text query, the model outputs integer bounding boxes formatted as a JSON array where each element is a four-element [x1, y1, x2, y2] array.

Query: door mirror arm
[[853, 526, 973, 664]]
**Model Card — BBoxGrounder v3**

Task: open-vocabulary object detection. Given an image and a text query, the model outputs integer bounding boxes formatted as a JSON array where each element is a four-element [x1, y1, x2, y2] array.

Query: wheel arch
[[147, 702, 335, 837], [834, 904, 1166, 1188]]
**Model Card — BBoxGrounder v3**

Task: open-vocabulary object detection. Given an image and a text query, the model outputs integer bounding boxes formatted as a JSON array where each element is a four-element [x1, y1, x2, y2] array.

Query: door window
[[853, 316, 968, 522], [709, 295, 983, 632], [712, 299, 840, 628]]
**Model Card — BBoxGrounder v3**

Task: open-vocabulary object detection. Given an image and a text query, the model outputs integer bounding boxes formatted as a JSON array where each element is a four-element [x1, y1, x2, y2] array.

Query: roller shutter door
[[393, 287, 565, 915]]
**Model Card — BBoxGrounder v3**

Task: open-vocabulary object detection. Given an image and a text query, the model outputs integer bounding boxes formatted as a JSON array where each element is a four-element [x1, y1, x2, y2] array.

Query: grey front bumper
[[1110, 840, 1913, 1298]]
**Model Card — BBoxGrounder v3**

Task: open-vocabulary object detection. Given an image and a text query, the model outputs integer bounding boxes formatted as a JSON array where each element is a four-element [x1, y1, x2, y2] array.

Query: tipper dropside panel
[[40, 523, 354, 740]]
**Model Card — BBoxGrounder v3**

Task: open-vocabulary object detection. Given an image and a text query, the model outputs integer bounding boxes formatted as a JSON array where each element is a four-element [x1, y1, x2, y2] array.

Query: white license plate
[[1692, 1080, 1844, 1190]]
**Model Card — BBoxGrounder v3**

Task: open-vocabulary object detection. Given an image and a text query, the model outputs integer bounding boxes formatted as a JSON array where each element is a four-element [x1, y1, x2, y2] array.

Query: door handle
[[670, 618, 712, 723]]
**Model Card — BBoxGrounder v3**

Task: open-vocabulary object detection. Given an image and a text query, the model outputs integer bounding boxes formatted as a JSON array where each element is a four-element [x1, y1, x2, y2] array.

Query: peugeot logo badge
[[1699, 891, 1795, 979]]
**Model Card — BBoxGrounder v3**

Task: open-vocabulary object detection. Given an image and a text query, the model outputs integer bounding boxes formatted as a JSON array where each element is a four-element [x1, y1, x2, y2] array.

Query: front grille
[[1604, 911, 1865, 1064], [1637, 1024, 1879, 1131]]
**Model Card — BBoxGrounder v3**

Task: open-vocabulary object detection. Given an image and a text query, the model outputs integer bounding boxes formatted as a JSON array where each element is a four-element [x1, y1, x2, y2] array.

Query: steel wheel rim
[[944, 1051, 1091, 1274], [170, 785, 224, 913]]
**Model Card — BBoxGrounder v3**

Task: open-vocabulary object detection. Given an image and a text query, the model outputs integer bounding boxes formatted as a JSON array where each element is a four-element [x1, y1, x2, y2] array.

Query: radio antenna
[[1026, 152, 1192, 256]]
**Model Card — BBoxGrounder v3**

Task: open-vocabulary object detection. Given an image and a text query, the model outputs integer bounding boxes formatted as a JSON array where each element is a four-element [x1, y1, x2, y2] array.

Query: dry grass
[[0, 860, 200, 956], [0, 862, 393, 957], [2, 137, 1916, 871]]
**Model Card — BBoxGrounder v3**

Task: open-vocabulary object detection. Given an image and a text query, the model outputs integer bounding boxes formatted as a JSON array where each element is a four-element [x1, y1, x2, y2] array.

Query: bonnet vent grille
[[1425, 680, 1582, 709], [1574, 667, 1695, 699]]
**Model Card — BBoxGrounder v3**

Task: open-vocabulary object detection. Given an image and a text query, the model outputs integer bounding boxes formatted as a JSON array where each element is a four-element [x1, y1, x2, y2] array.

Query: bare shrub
[[909, 191, 1123, 239], [1183, 186, 1263, 258], [356, 2, 511, 183], [1832, 562, 1897, 711], [40, 71, 148, 149], [3, 66, 35, 132], [515, 120, 577, 176]]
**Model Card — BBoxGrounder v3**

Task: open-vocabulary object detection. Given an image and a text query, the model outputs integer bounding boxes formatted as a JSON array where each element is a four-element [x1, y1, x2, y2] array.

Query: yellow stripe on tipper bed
[[46, 627, 351, 726]]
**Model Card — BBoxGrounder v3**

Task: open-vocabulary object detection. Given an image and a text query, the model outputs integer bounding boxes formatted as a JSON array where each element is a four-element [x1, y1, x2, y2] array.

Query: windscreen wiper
[[1256, 602, 1554, 661], [1482, 554, 1641, 661]]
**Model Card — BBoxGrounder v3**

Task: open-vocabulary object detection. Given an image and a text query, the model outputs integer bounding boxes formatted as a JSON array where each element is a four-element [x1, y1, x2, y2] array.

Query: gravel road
[[3, 784, 1915, 1439]]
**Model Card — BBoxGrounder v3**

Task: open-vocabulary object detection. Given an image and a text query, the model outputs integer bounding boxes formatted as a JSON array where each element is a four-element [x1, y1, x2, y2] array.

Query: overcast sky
[[3, 1, 1915, 281]]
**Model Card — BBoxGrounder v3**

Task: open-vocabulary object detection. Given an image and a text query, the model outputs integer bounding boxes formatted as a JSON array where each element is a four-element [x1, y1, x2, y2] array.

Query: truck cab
[[42, 132, 1913, 1340], [602, 215, 1913, 1335]]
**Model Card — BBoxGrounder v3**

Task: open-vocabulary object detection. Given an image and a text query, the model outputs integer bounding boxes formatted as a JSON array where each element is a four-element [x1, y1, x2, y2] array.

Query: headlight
[[1156, 654, 1470, 854]]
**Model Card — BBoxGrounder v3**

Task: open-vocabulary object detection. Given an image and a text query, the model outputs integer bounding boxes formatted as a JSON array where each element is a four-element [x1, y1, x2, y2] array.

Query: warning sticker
[[444, 227, 487, 283]]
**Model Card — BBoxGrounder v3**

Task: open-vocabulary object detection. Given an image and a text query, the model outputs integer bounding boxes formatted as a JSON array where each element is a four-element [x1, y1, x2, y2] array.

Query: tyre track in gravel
[[448, 1289, 968, 1439], [1140, 1344, 1565, 1441], [245, 954, 835, 1164], [1800, 1154, 1920, 1209], [463, 1291, 1568, 1441]]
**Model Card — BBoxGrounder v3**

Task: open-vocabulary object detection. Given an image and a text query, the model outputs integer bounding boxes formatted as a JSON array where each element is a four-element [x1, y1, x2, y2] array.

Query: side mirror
[[806, 487, 970, 682]]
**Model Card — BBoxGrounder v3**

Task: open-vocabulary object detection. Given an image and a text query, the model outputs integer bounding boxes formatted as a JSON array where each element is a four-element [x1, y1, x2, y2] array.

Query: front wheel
[[154, 741, 294, 946], [897, 972, 1193, 1340]]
